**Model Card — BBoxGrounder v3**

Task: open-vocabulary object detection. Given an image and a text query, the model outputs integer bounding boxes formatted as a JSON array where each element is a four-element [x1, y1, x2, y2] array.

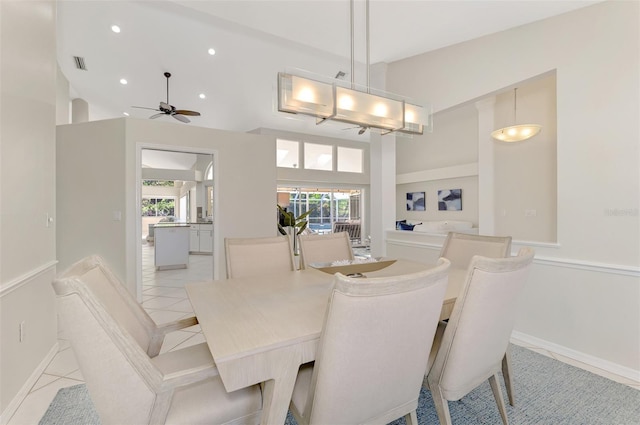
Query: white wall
[[385, 1, 640, 375], [0, 0, 58, 417], [57, 118, 277, 294]]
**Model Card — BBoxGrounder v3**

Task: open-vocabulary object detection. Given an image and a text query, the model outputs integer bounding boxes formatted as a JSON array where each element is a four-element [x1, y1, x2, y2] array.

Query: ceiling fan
[[343, 125, 369, 135], [132, 72, 201, 123]]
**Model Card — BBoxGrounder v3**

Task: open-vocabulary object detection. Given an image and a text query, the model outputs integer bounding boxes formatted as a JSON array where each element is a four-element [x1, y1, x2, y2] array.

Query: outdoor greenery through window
[[277, 187, 362, 241], [142, 180, 176, 217], [141, 198, 175, 217]]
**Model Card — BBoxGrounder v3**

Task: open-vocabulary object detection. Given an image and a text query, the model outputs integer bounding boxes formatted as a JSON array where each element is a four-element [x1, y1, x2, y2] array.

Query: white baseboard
[[511, 331, 640, 383], [0, 342, 59, 425]]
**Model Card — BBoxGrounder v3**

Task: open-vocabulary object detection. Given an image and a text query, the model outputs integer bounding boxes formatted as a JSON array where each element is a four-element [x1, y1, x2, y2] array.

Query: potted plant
[[277, 205, 312, 255]]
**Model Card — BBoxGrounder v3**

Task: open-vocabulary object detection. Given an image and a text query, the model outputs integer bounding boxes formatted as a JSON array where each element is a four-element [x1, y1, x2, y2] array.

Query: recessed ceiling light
[[123, 112, 130, 116], [208, 48, 216, 56], [120, 78, 128, 85], [111, 25, 121, 33], [199, 93, 206, 99]]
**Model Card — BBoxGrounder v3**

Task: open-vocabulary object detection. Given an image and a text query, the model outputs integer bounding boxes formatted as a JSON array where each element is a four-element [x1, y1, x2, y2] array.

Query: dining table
[[185, 259, 467, 425]]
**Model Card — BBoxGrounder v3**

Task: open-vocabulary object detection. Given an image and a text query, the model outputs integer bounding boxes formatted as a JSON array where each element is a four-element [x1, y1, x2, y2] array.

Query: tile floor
[[6, 244, 639, 424]]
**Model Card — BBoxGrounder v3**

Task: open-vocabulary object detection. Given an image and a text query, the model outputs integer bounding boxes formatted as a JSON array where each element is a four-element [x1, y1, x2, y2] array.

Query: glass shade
[[277, 71, 428, 135], [491, 124, 541, 142], [278, 73, 334, 118]]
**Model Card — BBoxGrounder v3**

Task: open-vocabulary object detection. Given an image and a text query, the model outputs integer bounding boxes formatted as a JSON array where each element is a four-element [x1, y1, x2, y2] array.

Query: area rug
[[38, 383, 99, 425], [40, 345, 639, 425]]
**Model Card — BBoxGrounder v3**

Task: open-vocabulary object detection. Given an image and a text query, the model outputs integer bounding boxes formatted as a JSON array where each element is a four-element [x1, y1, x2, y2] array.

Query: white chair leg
[[489, 374, 509, 425], [502, 348, 514, 406], [404, 410, 418, 425], [431, 384, 453, 425]]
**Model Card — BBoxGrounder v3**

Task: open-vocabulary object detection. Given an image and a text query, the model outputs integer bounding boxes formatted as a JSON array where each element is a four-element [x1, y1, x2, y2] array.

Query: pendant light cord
[[513, 88, 518, 124], [349, 0, 371, 93]]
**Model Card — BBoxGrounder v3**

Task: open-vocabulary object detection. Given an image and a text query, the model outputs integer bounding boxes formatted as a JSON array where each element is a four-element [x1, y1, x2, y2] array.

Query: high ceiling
[[57, 0, 601, 140]]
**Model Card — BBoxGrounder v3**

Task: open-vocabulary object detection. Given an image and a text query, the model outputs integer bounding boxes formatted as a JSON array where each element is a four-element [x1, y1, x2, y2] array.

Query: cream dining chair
[[59, 255, 197, 358], [424, 248, 534, 425], [298, 231, 354, 269], [439, 232, 516, 405], [224, 235, 295, 278], [53, 256, 263, 425], [289, 258, 451, 425]]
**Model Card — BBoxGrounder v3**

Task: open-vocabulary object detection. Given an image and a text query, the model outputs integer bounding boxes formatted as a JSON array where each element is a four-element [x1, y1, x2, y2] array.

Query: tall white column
[[475, 97, 496, 235], [370, 132, 396, 257]]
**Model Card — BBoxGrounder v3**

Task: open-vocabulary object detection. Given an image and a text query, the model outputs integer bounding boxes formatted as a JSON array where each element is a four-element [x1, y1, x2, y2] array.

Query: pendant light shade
[[491, 88, 541, 142]]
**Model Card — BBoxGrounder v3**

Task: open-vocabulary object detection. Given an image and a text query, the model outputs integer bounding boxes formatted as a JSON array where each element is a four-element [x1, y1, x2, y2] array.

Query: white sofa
[[407, 220, 477, 234]]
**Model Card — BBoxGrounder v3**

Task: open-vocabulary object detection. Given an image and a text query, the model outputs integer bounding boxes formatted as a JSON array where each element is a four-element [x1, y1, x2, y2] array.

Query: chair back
[[225, 235, 295, 278], [440, 232, 511, 269], [304, 258, 451, 425], [52, 274, 161, 424], [298, 231, 354, 269], [430, 248, 534, 401], [58, 255, 158, 354]]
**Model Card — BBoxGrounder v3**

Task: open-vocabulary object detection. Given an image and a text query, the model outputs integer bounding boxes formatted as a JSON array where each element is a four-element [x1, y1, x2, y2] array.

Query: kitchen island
[[153, 224, 191, 270]]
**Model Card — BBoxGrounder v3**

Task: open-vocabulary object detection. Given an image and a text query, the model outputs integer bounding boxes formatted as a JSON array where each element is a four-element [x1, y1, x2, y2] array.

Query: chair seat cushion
[[166, 376, 262, 425]]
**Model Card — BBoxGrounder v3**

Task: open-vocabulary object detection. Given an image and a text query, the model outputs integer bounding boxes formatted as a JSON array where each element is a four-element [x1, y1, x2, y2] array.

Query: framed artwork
[[438, 189, 462, 211], [406, 192, 425, 211]]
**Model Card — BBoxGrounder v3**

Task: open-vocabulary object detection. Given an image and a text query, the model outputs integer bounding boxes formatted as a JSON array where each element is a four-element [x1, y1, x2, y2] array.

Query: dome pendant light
[[491, 88, 541, 142]]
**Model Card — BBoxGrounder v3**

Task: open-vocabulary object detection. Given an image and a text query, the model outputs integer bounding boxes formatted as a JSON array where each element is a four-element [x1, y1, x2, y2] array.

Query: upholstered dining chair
[[424, 248, 535, 425], [289, 258, 451, 425], [225, 235, 295, 278], [298, 231, 354, 269], [53, 256, 263, 425], [440, 232, 512, 270], [59, 255, 196, 358], [438, 232, 516, 405]]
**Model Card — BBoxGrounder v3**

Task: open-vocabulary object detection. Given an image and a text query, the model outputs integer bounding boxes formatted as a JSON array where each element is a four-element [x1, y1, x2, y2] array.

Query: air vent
[[73, 56, 87, 71]]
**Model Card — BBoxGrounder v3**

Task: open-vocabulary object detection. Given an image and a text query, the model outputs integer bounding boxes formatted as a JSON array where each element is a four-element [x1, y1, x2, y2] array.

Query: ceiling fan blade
[[149, 113, 164, 119], [175, 110, 200, 116], [132, 106, 160, 111], [172, 114, 190, 123]]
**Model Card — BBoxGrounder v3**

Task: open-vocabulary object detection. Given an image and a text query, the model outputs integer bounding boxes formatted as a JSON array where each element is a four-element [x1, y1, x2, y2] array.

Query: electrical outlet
[[19, 321, 25, 342]]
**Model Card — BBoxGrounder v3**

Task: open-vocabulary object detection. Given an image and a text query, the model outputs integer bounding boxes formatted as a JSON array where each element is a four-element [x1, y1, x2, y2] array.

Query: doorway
[[137, 147, 215, 301]]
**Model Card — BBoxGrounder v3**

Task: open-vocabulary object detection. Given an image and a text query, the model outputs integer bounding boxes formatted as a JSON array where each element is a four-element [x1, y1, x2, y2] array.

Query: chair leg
[[489, 374, 509, 425], [404, 410, 418, 425], [502, 348, 515, 406], [430, 384, 453, 425]]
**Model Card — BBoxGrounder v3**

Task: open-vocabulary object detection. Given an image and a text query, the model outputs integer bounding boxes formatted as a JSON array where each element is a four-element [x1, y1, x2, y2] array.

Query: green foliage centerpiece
[[277, 205, 312, 255]]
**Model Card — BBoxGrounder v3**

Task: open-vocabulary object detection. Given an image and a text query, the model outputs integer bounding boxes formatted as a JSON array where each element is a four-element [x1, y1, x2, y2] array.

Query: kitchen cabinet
[[190, 223, 213, 254]]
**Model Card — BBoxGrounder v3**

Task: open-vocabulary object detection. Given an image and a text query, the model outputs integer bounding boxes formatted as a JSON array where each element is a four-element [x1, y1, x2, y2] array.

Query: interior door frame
[[135, 143, 219, 301]]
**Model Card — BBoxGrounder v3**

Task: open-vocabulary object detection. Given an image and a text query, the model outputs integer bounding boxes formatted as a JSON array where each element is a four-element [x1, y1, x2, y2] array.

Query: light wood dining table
[[185, 259, 467, 425]]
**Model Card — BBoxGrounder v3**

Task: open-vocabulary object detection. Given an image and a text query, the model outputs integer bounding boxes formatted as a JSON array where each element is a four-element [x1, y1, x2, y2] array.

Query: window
[[277, 187, 363, 243], [337, 147, 363, 173], [141, 198, 175, 217], [277, 139, 299, 168], [205, 162, 213, 180], [304, 143, 332, 171]]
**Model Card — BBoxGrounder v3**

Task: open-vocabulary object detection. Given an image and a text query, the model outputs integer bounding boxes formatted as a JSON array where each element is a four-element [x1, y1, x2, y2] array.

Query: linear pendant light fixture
[[277, 0, 430, 136], [491, 88, 541, 142]]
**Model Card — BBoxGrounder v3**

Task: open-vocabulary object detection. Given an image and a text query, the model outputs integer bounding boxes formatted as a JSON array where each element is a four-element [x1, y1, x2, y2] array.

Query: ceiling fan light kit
[[276, 0, 430, 136], [132, 72, 201, 123], [491, 88, 541, 142]]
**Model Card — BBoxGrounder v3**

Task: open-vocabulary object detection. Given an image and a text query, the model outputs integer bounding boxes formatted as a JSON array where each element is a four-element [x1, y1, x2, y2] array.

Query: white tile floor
[[6, 244, 639, 424]]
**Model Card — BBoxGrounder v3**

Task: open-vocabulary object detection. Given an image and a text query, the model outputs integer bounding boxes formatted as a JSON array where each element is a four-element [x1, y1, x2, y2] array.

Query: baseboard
[[511, 331, 640, 383], [0, 342, 59, 425]]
